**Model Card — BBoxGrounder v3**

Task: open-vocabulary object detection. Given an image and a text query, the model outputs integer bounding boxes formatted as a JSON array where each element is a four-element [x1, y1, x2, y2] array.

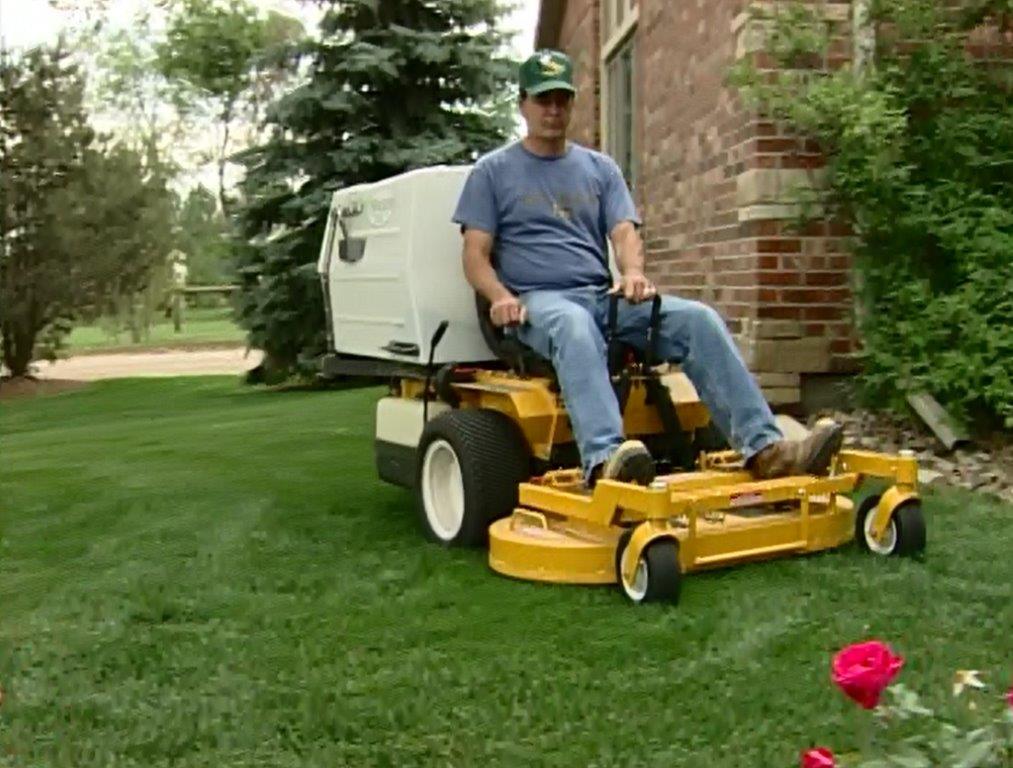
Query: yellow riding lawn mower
[[317, 166, 927, 605]]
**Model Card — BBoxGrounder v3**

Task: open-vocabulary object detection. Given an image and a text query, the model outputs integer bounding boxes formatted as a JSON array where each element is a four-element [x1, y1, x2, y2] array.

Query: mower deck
[[489, 448, 920, 593]]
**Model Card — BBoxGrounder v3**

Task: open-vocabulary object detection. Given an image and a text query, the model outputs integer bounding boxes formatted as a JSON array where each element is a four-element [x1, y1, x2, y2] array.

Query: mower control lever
[[606, 293, 663, 375]]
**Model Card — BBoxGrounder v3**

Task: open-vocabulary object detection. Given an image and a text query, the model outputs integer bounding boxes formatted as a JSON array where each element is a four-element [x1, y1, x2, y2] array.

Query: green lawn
[[2, 379, 1011, 767], [64, 307, 245, 353]]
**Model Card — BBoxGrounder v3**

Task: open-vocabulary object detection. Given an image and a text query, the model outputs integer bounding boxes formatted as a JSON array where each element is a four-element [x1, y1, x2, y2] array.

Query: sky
[[0, 0, 540, 58], [0, 0, 540, 192]]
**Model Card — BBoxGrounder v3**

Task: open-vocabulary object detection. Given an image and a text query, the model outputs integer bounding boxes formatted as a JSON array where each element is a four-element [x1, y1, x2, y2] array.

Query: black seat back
[[475, 293, 556, 377]]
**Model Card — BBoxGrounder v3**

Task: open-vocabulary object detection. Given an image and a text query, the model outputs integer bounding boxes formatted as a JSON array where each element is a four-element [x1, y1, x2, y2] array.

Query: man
[[452, 49, 843, 486]]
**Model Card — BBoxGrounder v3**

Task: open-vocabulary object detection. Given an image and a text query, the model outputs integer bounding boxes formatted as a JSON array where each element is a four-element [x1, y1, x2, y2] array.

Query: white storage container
[[317, 165, 496, 365]]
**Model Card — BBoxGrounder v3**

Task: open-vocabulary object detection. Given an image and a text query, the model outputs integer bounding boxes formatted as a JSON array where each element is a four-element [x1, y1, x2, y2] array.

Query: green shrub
[[731, 0, 1013, 429]]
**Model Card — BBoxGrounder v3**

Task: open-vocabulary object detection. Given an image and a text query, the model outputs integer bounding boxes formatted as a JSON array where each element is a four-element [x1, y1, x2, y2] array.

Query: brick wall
[[550, 0, 862, 406], [555, 0, 600, 149]]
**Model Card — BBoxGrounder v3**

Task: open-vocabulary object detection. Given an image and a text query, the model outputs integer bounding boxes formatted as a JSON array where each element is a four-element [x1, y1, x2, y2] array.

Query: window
[[604, 39, 636, 190], [603, 0, 636, 44], [601, 1, 638, 190]]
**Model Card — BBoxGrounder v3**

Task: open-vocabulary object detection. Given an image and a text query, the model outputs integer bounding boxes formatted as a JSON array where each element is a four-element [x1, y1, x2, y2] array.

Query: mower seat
[[476, 293, 557, 377], [475, 292, 707, 469], [475, 293, 651, 375]]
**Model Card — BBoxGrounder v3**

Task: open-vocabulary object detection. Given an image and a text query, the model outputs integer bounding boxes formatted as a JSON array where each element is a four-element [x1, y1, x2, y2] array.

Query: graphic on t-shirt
[[519, 188, 597, 223]]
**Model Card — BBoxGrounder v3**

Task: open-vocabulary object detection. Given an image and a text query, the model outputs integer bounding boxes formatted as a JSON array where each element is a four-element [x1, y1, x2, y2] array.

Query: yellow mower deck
[[489, 449, 921, 592], [402, 367, 925, 603]]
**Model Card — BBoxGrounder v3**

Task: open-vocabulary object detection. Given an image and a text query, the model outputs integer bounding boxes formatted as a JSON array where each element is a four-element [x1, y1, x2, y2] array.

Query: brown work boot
[[597, 440, 656, 486], [748, 420, 845, 480]]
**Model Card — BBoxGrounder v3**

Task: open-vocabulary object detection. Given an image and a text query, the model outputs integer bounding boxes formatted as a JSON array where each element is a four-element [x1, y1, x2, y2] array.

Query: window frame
[[600, 2, 639, 191]]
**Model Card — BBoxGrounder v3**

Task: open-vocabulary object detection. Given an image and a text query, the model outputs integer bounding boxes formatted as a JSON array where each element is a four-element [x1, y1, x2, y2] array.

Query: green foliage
[[233, 0, 517, 380], [0, 43, 175, 375], [731, 0, 1013, 429], [93, 15, 190, 164], [856, 682, 1013, 767], [157, 0, 272, 100], [817, 680, 1013, 766], [174, 185, 234, 285], [156, 0, 304, 213]]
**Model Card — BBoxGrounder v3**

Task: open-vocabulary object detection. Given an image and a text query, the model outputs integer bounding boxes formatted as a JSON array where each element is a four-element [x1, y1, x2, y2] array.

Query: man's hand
[[489, 295, 527, 327], [612, 271, 657, 304]]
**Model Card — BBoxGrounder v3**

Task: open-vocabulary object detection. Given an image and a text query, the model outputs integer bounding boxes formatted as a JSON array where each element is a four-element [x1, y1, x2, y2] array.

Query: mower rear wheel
[[856, 495, 926, 556], [614, 529, 682, 605], [416, 408, 529, 547]]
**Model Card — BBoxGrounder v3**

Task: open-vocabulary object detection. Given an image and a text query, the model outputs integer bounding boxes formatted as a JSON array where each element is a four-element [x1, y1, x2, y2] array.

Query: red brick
[[748, 155, 780, 170], [758, 271, 801, 286], [544, 0, 879, 374], [827, 255, 852, 270], [831, 338, 855, 354], [804, 271, 848, 287], [780, 154, 826, 170], [760, 305, 804, 320], [802, 305, 844, 321], [757, 138, 804, 154], [757, 239, 802, 254]]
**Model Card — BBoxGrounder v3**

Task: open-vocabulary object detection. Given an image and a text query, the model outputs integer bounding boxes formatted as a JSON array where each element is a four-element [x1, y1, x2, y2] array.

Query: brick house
[[535, 0, 864, 409]]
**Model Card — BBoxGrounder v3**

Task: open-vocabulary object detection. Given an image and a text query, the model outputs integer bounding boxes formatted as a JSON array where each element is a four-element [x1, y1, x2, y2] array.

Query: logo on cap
[[539, 54, 564, 76]]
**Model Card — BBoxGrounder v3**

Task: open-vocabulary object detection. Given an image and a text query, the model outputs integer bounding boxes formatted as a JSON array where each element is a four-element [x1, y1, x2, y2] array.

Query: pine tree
[[233, 0, 516, 379]]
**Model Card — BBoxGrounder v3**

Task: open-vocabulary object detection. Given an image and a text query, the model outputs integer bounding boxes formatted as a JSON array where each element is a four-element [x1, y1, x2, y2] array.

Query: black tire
[[415, 409, 530, 547], [614, 528, 683, 604], [854, 494, 882, 553], [856, 494, 926, 557]]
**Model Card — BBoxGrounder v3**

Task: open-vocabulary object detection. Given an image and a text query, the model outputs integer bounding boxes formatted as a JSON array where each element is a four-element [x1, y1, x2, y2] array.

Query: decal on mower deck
[[729, 491, 765, 508], [512, 522, 567, 540]]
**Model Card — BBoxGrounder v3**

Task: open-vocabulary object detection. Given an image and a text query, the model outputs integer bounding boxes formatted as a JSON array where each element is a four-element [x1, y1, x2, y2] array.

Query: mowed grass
[[1, 379, 1011, 767], [65, 307, 245, 353]]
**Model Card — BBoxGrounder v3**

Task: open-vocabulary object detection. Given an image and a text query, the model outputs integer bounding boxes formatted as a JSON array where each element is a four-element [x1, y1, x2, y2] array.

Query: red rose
[[1006, 684, 1013, 709], [801, 747, 836, 767], [831, 640, 904, 709]]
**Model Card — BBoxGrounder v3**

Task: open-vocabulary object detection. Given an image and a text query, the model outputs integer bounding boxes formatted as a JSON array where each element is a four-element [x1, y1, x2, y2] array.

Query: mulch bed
[[818, 408, 1013, 504], [0, 376, 90, 401]]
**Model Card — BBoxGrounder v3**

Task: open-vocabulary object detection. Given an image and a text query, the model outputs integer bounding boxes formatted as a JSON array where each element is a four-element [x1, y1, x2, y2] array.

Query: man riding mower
[[316, 50, 927, 605]]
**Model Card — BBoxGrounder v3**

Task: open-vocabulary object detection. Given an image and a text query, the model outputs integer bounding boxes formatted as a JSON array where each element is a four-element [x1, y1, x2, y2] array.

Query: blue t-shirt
[[451, 141, 640, 294]]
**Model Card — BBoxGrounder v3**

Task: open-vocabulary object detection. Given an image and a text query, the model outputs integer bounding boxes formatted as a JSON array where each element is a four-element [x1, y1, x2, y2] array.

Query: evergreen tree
[[234, 0, 516, 379]]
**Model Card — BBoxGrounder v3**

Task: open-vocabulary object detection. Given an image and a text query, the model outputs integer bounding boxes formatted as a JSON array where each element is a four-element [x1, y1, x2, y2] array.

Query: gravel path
[[31, 347, 264, 381]]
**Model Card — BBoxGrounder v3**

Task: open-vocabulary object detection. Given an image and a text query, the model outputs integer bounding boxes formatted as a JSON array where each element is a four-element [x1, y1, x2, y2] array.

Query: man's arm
[[462, 228, 526, 326], [609, 220, 656, 303]]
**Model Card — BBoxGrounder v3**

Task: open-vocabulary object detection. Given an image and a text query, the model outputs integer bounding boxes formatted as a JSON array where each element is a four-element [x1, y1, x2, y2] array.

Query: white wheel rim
[[864, 508, 897, 555], [421, 439, 465, 541], [621, 550, 649, 603]]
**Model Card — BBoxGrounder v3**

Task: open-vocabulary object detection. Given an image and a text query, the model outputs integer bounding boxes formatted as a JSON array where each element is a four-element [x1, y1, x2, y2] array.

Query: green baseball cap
[[519, 49, 576, 96]]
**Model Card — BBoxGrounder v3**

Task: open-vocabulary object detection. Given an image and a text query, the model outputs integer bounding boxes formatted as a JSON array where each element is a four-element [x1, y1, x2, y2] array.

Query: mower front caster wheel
[[856, 495, 926, 556], [614, 529, 682, 605]]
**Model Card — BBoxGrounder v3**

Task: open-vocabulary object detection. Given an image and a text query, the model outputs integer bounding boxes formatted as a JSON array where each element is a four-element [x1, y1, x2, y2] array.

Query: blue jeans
[[515, 285, 783, 478]]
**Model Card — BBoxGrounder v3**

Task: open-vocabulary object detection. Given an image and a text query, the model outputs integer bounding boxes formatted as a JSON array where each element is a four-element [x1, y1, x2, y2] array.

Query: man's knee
[[664, 297, 729, 334], [675, 299, 726, 337], [555, 308, 600, 345]]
